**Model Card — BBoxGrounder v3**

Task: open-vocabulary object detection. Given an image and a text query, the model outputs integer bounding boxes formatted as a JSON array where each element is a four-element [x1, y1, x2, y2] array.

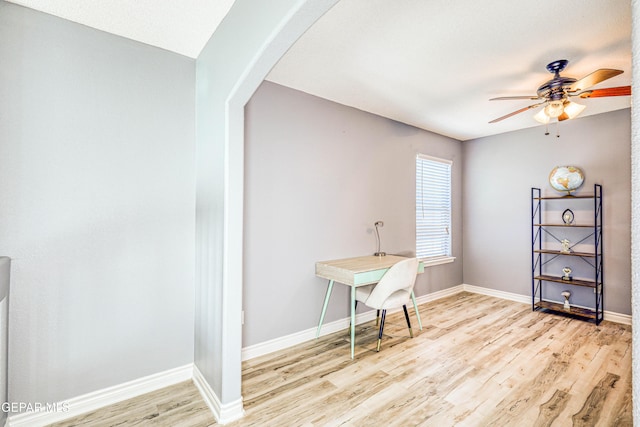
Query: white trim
[[601, 310, 633, 325], [462, 283, 530, 305], [242, 282, 631, 361], [242, 309, 378, 361], [420, 256, 456, 268], [462, 284, 632, 325], [7, 364, 193, 427], [242, 284, 465, 361], [416, 153, 453, 165], [193, 366, 244, 424], [414, 284, 465, 305]]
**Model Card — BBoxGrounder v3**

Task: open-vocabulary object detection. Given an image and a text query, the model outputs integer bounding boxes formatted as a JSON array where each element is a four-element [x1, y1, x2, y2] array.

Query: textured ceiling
[[9, 0, 632, 141], [6, 0, 236, 58], [267, 0, 632, 141]]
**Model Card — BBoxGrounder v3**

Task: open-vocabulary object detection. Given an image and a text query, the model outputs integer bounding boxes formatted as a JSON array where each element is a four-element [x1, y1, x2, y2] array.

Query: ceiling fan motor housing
[[537, 60, 576, 100]]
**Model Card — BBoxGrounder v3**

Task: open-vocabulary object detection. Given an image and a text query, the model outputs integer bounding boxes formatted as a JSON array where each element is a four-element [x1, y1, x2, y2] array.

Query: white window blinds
[[416, 154, 452, 260]]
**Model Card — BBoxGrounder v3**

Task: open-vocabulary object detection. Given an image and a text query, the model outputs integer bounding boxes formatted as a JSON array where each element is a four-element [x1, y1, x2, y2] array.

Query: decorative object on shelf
[[374, 221, 386, 257], [562, 267, 573, 281], [560, 239, 572, 254], [562, 291, 571, 311], [562, 209, 575, 225], [549, 166, 585, 195]]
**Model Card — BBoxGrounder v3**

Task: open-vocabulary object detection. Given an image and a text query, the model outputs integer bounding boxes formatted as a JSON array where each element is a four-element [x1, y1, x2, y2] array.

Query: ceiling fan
[[489, 59, 631, 124]]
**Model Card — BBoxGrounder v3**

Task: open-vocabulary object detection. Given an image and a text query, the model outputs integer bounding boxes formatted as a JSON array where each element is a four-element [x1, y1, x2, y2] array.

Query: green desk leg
[[316, 280, 334, 338], [410, 291, 423, 331], [350, 286, 356, 359]]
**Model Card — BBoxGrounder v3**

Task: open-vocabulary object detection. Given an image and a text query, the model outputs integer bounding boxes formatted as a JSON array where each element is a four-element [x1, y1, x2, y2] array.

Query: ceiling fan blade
[[490, 95, 541, 101], [489, 102, 545, 123], [578, 85, 631, 98], [569, 69, 623, 92]]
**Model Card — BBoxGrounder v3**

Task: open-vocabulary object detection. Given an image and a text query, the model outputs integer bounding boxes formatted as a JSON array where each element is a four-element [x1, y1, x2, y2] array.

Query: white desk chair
[[355, 257, 419, 352]]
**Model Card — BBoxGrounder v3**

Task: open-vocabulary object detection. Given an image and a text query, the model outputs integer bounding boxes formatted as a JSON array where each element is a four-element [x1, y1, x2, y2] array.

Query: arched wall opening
[[194, 0, 339, 422], [197, 0, 640, 423]]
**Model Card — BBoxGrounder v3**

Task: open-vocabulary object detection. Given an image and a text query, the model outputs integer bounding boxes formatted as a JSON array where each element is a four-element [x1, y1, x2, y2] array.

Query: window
[[416, 154, 454, 266]]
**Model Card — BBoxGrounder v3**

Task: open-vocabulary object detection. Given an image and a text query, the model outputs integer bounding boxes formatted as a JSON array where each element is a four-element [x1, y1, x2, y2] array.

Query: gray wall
[[0, 2, 196, 405], [463, 109, 631, 314], [243, 81, 463, 346]]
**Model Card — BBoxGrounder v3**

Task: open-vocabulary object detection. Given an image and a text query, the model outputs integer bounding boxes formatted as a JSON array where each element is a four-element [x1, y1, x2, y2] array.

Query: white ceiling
[[9, 0, 632, 141], [6, 0, 236, 58], [266, 0, 632, 141]]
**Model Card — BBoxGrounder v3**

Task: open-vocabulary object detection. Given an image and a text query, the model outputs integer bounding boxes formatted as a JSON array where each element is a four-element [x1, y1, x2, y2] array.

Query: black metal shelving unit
[[531, 184, 603, 324]]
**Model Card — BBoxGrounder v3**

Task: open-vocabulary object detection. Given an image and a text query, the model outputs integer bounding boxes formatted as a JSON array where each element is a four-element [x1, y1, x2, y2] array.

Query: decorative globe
[[549, 166, 585, 194]]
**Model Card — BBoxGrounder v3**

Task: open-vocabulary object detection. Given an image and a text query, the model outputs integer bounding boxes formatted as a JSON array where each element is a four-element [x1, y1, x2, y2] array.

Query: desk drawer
[[354, 261, 424, 286]]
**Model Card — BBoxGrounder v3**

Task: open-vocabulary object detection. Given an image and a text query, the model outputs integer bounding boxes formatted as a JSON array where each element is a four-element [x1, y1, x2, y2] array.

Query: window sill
[[419, 256, 456, 267]]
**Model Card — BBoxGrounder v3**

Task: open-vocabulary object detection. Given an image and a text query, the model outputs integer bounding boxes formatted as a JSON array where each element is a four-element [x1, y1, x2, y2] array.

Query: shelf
[[534, 301, 597, 320], [531, 184, 603, 325], [533, 249, 596, 258], [533, 194, 597, 200], [534, 224, 595, 228], [534, 275, 597, 288]]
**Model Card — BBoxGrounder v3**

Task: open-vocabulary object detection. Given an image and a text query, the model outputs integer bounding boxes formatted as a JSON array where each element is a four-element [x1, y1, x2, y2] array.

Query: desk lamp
[[374, 221, 386, 257]]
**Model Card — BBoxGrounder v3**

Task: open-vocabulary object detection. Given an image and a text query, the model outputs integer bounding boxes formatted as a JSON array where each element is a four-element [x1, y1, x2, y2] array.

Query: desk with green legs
[[315, 255, 424, 359]]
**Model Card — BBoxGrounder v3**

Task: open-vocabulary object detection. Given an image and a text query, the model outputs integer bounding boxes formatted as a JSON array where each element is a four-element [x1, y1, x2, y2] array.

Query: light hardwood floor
[[47, 292, 632, 426]]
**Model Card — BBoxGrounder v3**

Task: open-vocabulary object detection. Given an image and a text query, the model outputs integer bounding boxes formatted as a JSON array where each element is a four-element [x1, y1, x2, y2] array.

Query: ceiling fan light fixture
[[563, 101, 586, 120], [544, 100, 564, 118], [534, 108, 550, 124]]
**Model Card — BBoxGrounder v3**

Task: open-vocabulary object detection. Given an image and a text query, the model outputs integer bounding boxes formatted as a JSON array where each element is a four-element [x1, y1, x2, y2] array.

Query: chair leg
[[375, 309, 380, 326], [376, 309, 387, 352], [402, 305, 413, 338]]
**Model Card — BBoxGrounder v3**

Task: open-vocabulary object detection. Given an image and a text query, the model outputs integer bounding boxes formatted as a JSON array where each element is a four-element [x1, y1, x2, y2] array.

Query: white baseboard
[[415, 284, 465, 305], [461, 283, 632, 325], [241, 284, 465, 361], [242, 282, 631, 361], [462, 283, 530, 305], [601, 310, 632, 325], [7, 364, 193, 427], [241, 309, 376, 361], [192, 366, 244, 424]]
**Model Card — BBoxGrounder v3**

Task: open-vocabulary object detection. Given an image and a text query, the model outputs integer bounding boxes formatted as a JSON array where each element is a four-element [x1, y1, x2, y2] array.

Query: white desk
[[315, 255, 424, 358]]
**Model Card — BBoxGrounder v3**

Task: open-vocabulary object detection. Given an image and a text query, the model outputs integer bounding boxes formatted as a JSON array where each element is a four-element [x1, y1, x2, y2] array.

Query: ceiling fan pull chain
[[556, 121, 560, 138], [545, 123, 549, 136]]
